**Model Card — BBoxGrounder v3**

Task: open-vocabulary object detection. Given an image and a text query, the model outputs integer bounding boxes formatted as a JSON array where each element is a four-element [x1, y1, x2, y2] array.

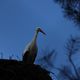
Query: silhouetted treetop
[[54, 0, 80, 27]]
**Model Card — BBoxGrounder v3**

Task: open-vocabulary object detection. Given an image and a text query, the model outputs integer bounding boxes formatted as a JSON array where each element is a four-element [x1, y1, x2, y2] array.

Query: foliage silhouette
[[53, 0, 80, 27], [54, 36, 80, 80], [38, 36, 80, 80]]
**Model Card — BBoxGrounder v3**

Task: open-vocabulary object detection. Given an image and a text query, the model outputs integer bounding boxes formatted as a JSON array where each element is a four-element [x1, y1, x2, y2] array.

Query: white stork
[[23, 27, 46, 64]]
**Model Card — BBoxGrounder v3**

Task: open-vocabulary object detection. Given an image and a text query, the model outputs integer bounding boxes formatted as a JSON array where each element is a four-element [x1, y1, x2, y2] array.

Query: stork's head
[[36, 27, 46, 35]]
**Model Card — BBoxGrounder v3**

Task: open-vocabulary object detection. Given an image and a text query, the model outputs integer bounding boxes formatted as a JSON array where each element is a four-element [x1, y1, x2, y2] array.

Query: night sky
[[0, 0, 80, 78]]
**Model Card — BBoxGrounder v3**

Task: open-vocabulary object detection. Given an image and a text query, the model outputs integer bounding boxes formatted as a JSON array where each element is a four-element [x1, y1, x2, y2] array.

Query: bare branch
[[65, 36, 80, 79], [0, 52, 3, 59], [37, 49, 57, 68], [53, 66, 74, 80], [65, 36, 80, 56], [9, 54, 14, 60]]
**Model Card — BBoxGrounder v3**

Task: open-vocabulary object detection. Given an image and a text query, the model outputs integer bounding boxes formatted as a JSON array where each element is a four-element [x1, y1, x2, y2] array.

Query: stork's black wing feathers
[[23, 51, 30, 64]]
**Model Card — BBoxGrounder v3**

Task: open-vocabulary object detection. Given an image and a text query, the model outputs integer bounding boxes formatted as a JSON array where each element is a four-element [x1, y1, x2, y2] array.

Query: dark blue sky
[[0, 0, 79, 68]]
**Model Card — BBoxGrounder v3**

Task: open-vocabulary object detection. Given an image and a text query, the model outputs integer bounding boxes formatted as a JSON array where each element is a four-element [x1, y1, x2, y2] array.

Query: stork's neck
[[32, 31, 38, 43]]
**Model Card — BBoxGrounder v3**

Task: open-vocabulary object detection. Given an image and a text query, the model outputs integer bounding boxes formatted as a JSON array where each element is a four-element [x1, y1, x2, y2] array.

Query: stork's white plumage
[[23, 27, 46, 64]]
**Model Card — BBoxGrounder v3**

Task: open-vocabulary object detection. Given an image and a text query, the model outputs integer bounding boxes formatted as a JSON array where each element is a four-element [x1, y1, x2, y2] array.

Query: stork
[[22, 27, 46, 64]]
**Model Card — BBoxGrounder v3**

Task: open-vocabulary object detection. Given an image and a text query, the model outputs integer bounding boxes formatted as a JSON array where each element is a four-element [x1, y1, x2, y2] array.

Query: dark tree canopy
[[54, 0, 80, 27]]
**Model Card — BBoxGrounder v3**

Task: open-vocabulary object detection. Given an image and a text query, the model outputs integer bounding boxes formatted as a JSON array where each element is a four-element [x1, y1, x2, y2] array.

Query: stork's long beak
[[40, 29, 46, 35]]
